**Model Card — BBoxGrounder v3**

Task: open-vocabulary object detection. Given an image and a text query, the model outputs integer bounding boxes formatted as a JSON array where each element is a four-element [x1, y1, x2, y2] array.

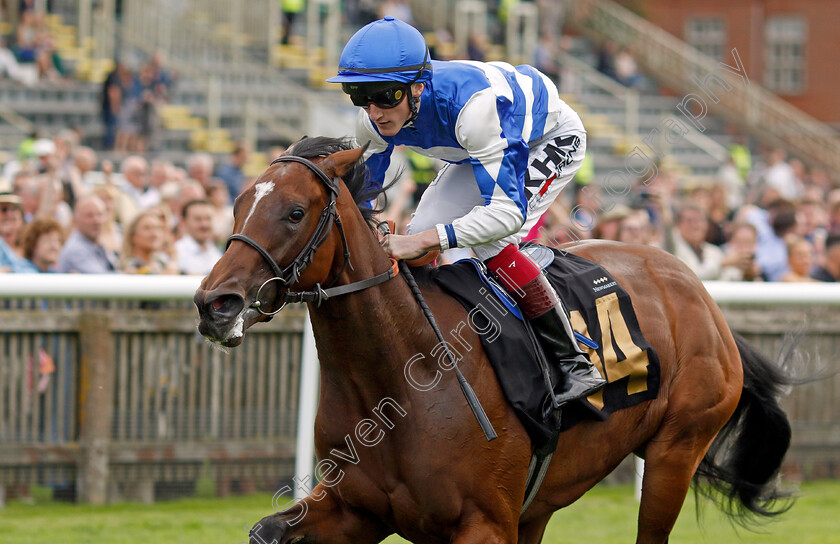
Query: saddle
[[430, 245, 661, 450]]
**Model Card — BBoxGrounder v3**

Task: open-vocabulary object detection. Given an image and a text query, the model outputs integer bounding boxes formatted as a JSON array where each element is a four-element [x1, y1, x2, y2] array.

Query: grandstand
[[1, 0, 837, 184], [1, 1, 836, 187]]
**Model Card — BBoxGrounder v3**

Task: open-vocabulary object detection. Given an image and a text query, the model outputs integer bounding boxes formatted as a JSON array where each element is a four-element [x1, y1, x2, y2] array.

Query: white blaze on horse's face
[[243, 181, 275, 230]]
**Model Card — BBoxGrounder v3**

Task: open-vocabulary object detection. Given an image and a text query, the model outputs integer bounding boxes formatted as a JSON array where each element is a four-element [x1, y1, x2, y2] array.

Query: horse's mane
[[287, 136, 387, 227]]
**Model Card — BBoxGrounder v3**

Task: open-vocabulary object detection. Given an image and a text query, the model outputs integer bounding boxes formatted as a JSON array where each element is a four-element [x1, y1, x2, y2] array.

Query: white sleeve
[[438, 88, 526, 249]]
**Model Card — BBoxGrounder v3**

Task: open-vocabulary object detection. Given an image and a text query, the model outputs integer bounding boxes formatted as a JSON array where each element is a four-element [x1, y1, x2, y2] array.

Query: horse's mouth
[[218, 336, 244, 348], [195, 284, 281, 348], [198, 308, 257, 348], [198, 323, 244, 348]]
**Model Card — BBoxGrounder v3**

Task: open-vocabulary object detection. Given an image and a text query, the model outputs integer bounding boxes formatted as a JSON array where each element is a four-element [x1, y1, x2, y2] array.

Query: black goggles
[[344, 83, 408, 109]]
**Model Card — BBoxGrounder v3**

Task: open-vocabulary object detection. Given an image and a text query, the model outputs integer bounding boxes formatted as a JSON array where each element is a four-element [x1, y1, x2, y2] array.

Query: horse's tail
[[693, 331, 794, 525]]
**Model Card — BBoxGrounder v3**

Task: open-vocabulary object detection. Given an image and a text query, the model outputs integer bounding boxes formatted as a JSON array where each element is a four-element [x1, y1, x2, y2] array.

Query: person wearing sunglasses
[[328, 18, 604, 408]]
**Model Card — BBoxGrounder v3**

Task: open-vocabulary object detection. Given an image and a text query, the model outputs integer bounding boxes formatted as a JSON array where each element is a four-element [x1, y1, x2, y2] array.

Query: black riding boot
[[526, 274, 607, 405], [487, 244, 606, 407]]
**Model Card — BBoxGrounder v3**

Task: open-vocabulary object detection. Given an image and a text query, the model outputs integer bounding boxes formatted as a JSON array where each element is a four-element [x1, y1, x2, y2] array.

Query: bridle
[[227, 154, 495, 444], [226, 154, 397, 316]]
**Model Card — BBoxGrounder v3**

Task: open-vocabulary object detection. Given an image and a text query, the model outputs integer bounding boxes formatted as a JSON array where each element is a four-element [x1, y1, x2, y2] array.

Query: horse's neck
[[307, 211, 437, 405]]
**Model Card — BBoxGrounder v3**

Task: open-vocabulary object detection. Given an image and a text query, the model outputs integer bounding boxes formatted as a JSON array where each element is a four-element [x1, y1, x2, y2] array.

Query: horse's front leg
[[249, 483, 390, 544]]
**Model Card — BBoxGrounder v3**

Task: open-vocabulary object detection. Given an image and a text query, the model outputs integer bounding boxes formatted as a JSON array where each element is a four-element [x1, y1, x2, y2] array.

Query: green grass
[[0, 481, 837, 543]]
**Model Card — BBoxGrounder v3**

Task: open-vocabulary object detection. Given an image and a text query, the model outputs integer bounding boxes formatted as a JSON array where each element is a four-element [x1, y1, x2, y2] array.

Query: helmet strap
[[404, 90, 421, 128], [401, 55, 429, 128], [403, 70, 428, 127]]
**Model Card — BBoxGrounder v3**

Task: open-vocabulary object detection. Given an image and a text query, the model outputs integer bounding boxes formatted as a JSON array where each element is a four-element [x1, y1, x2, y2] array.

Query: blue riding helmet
[[326, 16, 432, 85]]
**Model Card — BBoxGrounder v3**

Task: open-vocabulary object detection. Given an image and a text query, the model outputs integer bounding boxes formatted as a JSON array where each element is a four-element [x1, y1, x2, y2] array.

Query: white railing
[[0, 274, 203, 300], [4, 275, 840, 305]]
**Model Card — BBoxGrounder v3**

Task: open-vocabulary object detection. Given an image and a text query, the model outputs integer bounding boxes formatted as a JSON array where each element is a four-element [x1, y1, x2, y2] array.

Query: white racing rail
[[0, 273, 204, 300], [3, 275, 840, 501], [5, 275, 840, 304]]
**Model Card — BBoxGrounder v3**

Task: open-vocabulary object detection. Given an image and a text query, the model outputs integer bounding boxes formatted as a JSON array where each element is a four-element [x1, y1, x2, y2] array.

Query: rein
[[376, 221, 497, 443], [226, 154, 397, 314], [227, 154, 495, 443]]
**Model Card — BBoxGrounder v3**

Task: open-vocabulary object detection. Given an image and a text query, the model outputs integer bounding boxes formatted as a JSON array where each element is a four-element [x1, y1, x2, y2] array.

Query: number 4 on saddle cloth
[[429, 244, 661, 450]]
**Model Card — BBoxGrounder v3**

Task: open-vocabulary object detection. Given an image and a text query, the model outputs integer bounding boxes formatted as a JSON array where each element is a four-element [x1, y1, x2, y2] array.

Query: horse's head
[[194, 139, 368, 347]]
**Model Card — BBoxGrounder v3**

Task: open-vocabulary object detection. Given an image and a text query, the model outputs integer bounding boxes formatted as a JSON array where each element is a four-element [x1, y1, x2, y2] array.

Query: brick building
[[633, 0, 840, 125]]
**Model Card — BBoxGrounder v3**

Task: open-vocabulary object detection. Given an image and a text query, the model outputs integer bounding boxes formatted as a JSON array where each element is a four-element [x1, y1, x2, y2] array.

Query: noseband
[[226, 154, 397, 315], [228, 154, 493, 443]]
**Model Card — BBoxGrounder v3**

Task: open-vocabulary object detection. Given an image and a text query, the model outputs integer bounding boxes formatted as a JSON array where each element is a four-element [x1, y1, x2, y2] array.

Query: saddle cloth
[[430, 245, 661, 449]]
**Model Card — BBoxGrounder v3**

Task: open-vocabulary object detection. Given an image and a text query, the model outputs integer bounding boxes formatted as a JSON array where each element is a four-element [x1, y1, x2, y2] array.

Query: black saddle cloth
[[430, 246, 661, 449]]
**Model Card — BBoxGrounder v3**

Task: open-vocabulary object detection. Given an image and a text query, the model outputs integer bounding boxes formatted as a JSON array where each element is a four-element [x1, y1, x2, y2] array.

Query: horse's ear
[[320, 143, 368, 178]]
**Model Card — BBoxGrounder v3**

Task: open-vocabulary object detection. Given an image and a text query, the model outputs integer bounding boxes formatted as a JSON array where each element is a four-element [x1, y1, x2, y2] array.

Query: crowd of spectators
[[1, 6, 174, 150], [361, 138, 840, 284], [3, 124, 837, 286], [1, 5, 839, 285], [0, 4, 66, 86], [101, 53, 173, 152], [525, 145, 840, 283], [596, 40, 646, 89], [0, 130, 252, 276]]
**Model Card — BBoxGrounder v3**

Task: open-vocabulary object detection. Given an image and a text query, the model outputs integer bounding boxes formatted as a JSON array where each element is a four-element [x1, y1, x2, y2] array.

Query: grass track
[[1, 481, 837, 543]]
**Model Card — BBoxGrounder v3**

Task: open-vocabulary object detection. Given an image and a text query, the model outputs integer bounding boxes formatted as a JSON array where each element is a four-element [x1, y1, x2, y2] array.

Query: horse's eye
[[289, 208, 305, 223]]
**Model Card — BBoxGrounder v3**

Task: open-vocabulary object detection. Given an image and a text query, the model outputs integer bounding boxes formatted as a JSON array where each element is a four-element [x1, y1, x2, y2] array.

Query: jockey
[[328, 17, 605, 406]]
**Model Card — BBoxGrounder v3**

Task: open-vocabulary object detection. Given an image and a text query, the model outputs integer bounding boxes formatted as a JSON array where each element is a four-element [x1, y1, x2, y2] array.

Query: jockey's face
[[364, 83, 423, 137]]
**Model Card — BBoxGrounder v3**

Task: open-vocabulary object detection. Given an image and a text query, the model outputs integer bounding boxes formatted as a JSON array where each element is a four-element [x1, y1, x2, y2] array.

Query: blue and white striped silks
[[356, 59, 584, 250]]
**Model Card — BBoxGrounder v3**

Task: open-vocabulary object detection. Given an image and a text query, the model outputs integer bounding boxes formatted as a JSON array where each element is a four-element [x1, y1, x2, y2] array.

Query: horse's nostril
[[205, 293, 245, 319]]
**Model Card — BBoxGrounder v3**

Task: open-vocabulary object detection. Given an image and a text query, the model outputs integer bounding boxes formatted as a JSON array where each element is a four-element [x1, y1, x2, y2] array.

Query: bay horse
[[194, 137, 792, 544]]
